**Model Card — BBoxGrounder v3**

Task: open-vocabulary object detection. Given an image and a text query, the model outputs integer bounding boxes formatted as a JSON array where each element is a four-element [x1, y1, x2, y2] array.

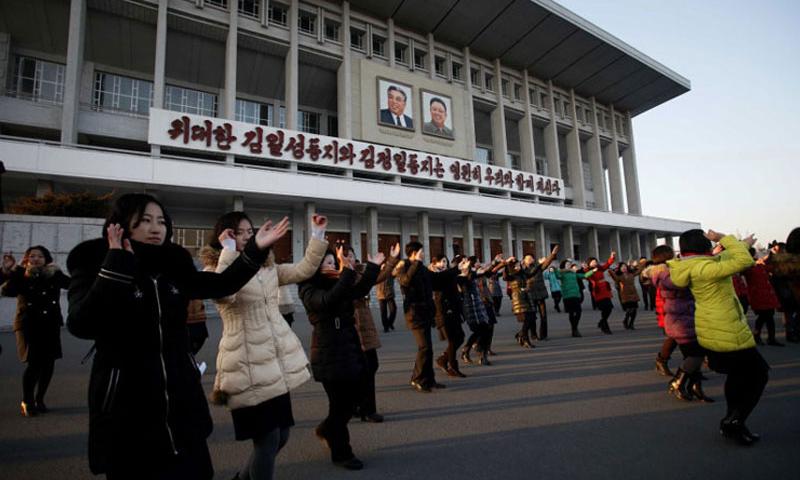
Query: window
[[238, 0, 258, 19], [372, 34, 386, 58], [165, 85, 217, 116], [474, 147, 492, 164], [451, 62, 462, 81], [235, 99, 272, 126], [413, 49, 427, 70], [395, 43, 408, 65], [582, 161, 593, 190], [529, 88, 538, 107], [513, 83, 521, 101], [279, 106, 286, 128], [434, 56, 446, 77], [506, 153, 520, 170], [484, 73, 494, 92], [268, 2, 288, 26], [327, 115, 338, 136], [93, 72, 153, 115], [350, 27, 365, 51], [535, 156, 548, 176], [206, 0, 227, 8], [470, 68, 480, 87], [563, 99, 572, 118], [11, 56, 65, 104], [501, 78, 509, 98], [540, 92, 549, 109], [298, 9, 316, 35], [298, 110, 320, 134], [324, 19, 340, 42]]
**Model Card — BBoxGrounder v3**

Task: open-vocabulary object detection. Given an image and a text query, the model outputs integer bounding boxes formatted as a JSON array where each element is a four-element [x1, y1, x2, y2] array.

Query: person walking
[[298, 246, 382, 470], [67, 193, 286, 479], [2, 246, 70, 417], [202, 211, 328, 480]]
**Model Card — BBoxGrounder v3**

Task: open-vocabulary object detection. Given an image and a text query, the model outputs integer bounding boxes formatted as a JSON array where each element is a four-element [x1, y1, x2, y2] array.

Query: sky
[[556, 0, 800, 246]]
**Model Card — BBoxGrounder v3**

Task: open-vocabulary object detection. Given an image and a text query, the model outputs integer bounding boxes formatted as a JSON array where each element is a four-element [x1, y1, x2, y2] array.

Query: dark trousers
[[465, 323, 491, 352], [357, 349, 380, 416], [442, 319, 465, 371], [706, 348, 769, 423], [552, 292, 562, 312], [320, 380, 359, 462], [754, 309, 778, 342], [622, 301, 638, 328], [106, 439, 213, 480], [642, 285, 651, 310], [23, 358, 55, 405], [516, 311, 536, 341], [492, 296, 502, 315], [410, 326, 436, 387], [379, 299, 397, 331], [564, 297, 582, 333], [597, 298, 613, 331], [533, 300, 548, 339]]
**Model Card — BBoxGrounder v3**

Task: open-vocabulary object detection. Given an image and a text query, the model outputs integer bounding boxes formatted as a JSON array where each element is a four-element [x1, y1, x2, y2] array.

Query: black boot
[[687, 372, 714, 403], [720, 417, 760, 446], [668, 368, 693, 401], [479, 350, 492, 366], [655, 353, 674, 377]]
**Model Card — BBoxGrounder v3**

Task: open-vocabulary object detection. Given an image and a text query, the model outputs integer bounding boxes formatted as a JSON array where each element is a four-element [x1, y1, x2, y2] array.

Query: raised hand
[[368, 252, 386, 266], [389, 243, 401, 258], [550, 244, 560, 256], [255, 217, 290, 250], [2, 253, 16, 271], [743, 234, 757, 247], [704, 229, 725, 243], [107, 224, 133, 253], [336, 245, 354, 270], [218, 228, 235, 245], [610, 250, 617, 259], [311, 214, 328, 230]]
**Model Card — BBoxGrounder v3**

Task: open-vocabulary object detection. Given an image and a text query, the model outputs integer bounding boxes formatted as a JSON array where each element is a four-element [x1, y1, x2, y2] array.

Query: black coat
[[66, 238, 267, 476], [299, 264, 379, 382], [397, 261, 456, 329], [2, 265, 70, 362], [431, 267, 461, 330]]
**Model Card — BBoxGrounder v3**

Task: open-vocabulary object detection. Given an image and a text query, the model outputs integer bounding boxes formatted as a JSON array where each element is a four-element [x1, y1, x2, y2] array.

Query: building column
[[350, 212, 363, 261], [513, 226, 523, 259], [304, 202, 316, 247], [490, 59, 508, 167], [566, 89, 586, 207], [647, 232, 658, 255], [285, 0, 299, 131], [444, 220, 455, 258], [544, 80, 562, 181], [480, 222, 491, 263], [365, 207, 378, 259], [417, 212, 430, 260], [562, 224, 575, 259], [622, 112, 642, 215], [0, 33, 10, 95], [463, 215, 475, 257], [588, 97, 608, 210], [60, 0, 86, 144], [620, 232, 631, 262], [533, 222, 546, 257], [630, 231, 642, 259], [151, 0, 168, 157], [337, 1, 352, 139], [400, 217, 411, 250], [292, 204, 310, 263], [519, 71, 536, 173], [223, 0, 239, 165], [604, 105, 625, 213], [463, 47, 477, 160], [387, 18, 395, 68], [609, 229, 622, 258], [501, 219, 513, 257], [587, 227, 600, 260], [231, 195, 244, 212]]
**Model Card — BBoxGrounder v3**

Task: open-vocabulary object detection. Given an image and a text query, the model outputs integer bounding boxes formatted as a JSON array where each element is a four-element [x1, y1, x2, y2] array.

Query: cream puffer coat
[[202, 238, 327, 410]]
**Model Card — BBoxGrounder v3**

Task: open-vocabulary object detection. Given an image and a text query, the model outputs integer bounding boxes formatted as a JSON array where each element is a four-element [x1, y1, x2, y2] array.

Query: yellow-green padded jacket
[[667, 235, 755, 352]]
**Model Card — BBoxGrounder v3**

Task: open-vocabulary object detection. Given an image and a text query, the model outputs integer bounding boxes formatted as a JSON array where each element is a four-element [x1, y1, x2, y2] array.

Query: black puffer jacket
[[67, 238, 267, 476], [431, 267, 461, 330], [299, 263, 379, 382]]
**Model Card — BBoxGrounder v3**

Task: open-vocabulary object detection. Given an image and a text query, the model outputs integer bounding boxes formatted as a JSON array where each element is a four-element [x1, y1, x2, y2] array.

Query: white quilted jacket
[[204, 238, 327, 409]]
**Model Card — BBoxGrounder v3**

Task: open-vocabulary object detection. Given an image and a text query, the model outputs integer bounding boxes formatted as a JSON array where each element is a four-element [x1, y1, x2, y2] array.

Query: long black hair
[[103, 193, 173, 243], [209, 211, 253, 250], [23, 245, 53, 266]]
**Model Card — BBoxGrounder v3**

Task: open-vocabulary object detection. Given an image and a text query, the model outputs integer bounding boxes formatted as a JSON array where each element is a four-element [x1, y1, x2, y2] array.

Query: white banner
[[147, 108, 565, 200]]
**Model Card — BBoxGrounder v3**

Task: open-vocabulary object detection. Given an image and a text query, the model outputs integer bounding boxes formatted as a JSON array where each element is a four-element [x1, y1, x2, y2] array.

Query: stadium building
[[0, 0, 698, 263]]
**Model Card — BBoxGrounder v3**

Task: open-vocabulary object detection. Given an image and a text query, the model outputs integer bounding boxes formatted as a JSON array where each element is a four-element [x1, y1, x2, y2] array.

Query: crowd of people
[[1, 192, 798, 479]]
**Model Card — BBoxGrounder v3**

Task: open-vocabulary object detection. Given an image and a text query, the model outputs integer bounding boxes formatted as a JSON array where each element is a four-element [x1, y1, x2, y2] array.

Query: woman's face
[[320, 254, 337, 273], [620, 264, 628, 273], [26, 249, 47, 268], [589, 259, 598, 268], [129, 202, 167, 245], [345, 250, 356, 264], [234, 219, 254, 252]]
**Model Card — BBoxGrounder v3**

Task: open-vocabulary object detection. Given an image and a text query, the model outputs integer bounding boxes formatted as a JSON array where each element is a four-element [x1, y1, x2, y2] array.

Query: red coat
[[655, 285, 665, 328], [732, 274, 748, 298], [585, 256, 615, 302], [743, 264, 780, 311]]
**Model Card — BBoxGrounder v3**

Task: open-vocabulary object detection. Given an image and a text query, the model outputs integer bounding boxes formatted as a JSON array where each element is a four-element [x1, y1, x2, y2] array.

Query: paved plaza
[[1, 304, 798, 479]]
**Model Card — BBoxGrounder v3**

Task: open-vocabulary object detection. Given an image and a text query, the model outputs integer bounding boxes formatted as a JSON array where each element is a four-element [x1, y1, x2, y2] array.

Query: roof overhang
[[348, 0, 691, 116]]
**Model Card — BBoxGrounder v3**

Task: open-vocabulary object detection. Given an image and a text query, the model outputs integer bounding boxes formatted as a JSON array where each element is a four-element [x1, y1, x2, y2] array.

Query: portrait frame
[[376, 78, 415, 131], [420, 89, 455, 140]]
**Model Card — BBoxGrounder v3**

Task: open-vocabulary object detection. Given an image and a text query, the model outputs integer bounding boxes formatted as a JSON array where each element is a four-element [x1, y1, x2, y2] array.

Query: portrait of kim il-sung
[[421, 90, 454, 139], [377, 79, 414, 130]]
